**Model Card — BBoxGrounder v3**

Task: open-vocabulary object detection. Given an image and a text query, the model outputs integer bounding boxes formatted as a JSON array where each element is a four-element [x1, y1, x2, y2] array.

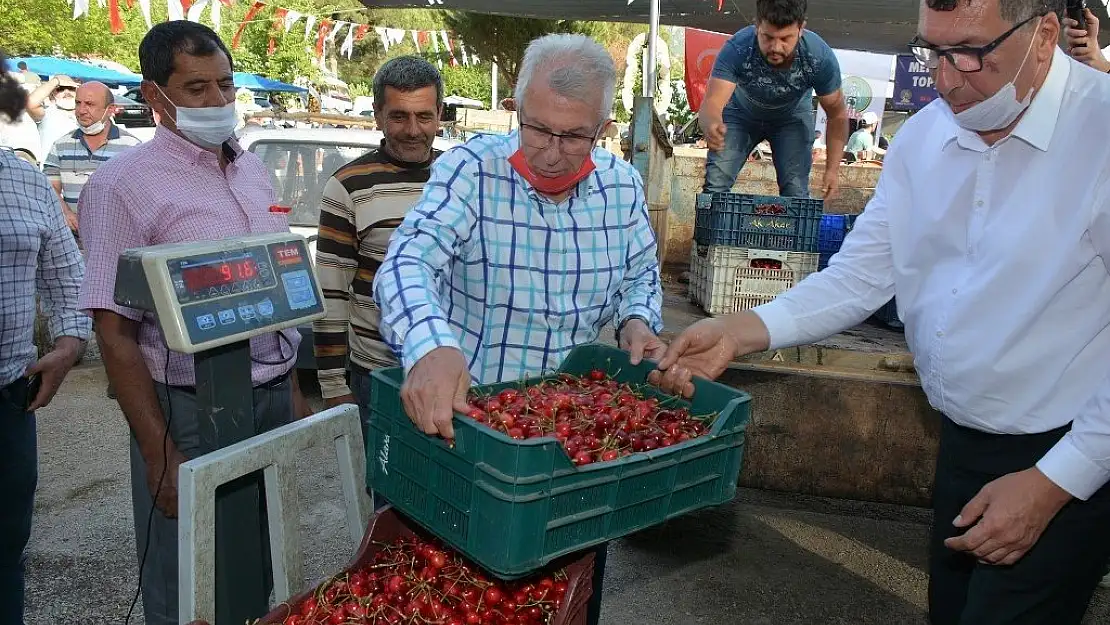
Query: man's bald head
[[75, 81, 114, 131], [77, 81, 113, 107]]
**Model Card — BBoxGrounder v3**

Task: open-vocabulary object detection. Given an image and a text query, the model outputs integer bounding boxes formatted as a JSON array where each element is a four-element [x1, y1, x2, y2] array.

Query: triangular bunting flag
[[167, 0, 184, 21], [137, 0, 152, 28], [282, 9, 301, 32], [186, 0, 208, 23], [231, 0, 264, 48], [108, 0, 125, 33]]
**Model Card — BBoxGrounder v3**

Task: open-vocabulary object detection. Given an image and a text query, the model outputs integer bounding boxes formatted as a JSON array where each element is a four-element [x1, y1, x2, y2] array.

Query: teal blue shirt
[[712, 26, 841, 122]]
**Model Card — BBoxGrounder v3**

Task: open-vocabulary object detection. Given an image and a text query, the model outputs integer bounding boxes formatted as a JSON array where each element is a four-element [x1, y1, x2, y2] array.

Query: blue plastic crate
[[694, 193, 823, 252], [819, 215, 850, 254], [817, 214, 858, 270]]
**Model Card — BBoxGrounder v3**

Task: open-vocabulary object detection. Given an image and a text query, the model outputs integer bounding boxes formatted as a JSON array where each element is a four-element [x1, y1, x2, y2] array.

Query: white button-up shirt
[[754, 49, 1110, 500]]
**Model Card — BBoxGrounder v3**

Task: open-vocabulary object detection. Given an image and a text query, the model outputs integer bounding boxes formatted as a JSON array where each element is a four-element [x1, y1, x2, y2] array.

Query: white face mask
[[155, 84, 237, 149], [80, 111, 108, 136], [54, 95, 76, 111], [951, 29, 1039, 132]]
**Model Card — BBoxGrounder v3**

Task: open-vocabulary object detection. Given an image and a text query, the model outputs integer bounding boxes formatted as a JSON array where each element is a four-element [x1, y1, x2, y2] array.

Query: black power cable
[[124, 328, 295, 623], [125, 342, 173, 624]]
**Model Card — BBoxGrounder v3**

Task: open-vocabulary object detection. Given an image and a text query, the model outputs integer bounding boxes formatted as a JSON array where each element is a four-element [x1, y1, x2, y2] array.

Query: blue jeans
[[0, 379, 36, 625], [704, 113, 815, 197]]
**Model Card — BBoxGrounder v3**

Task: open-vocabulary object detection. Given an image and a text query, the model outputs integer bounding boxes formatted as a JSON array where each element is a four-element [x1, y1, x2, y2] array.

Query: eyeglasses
[[518, 111, 603, 156], [908, 13, 1042, 73]]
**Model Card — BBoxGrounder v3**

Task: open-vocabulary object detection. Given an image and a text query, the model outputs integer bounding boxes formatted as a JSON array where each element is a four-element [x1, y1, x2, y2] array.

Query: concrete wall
[[720, 364, 941, 507], [661, 149, 882, 267]]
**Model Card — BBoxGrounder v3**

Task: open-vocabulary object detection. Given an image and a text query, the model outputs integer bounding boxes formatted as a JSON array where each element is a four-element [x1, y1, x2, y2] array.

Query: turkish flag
[[684, 27, 729, 112]]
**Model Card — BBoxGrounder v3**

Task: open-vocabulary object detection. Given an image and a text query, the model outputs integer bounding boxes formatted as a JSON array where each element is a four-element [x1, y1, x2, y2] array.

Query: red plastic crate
[[187, 506, 593, 625]]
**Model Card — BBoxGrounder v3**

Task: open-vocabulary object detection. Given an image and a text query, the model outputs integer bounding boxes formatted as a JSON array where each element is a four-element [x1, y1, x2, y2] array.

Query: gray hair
[[514, 34, 616, 123], [372, 56, 443, 111], [925, 0, 1064, 23]]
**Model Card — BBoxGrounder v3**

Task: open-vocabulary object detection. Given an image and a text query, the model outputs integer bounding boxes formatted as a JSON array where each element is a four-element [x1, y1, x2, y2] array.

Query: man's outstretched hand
[[649, 312, 771, 397], [648, 318, 739, 397]]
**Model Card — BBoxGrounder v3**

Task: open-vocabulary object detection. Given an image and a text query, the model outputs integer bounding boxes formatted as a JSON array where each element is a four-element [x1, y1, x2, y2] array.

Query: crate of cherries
[[187, 506, 595, 625], [366, 344, 752, 579]]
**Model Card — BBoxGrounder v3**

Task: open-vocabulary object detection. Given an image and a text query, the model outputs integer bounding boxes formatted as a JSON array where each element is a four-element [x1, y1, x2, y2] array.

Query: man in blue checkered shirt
[[375, 33, 665, 436], [0, 52, 91, 625], [374, 34, 665, 624]]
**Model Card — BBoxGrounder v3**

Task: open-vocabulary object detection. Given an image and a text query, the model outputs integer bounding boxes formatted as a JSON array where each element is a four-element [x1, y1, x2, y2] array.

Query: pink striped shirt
[[77, 126, 301, 386]]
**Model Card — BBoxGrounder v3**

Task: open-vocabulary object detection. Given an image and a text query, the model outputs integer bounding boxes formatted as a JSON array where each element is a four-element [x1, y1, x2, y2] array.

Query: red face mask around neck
[[508, 149, 596, 197]]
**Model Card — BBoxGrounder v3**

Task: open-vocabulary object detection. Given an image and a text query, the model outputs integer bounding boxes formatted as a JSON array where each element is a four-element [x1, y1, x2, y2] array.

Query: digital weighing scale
[[114, 233, 326, 625]]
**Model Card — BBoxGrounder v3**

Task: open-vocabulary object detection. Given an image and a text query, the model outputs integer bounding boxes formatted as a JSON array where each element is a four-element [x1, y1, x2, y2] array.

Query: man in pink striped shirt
[[77, 22, 308, 625]]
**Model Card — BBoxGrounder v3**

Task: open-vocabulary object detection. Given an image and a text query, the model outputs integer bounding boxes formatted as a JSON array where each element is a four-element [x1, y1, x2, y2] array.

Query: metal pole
[[644, 0, 661, 97], [492, 61, 499, 109]]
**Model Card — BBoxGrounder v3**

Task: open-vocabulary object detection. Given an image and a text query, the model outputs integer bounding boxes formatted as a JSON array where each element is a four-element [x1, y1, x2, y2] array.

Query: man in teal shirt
[[698, 0, 849, 198]]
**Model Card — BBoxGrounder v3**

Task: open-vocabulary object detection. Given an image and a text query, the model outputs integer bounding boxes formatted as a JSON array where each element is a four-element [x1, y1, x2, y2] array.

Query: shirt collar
[[152, 124, 242, 166], [942, 47, 1070, 152], [1010, 47, 1069, 151]]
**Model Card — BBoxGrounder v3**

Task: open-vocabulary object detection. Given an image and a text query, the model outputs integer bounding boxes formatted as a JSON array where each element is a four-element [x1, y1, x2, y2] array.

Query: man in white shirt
[[26, 75, 80, 160], [653, 1, 1110, 623]]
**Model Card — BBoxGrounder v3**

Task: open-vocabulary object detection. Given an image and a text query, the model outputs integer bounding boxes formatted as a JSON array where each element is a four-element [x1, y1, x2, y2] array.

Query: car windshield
[[248, 140, 373, 226]]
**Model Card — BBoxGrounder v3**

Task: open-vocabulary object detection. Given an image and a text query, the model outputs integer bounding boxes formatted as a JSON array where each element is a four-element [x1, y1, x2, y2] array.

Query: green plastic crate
[[365, 343, 751, 579]]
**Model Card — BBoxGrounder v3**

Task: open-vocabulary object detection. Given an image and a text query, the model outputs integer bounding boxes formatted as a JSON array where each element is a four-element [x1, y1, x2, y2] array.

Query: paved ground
[[24, 365, 1108, 625]]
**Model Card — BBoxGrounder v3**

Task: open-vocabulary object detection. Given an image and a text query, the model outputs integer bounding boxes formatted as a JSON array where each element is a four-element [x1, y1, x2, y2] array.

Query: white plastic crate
[[688, 245, 817, 315]]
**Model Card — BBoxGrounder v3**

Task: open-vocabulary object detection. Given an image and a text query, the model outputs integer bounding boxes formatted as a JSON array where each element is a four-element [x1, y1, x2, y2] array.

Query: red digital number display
[[182, 259, 259, 293]]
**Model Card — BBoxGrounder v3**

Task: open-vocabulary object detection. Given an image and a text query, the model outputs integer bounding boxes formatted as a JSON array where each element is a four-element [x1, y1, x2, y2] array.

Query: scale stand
[[112, 233, 327, 625], [194, 342, 269, 624]]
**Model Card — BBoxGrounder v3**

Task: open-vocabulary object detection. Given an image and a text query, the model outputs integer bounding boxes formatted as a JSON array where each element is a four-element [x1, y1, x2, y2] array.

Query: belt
[[170, 368, 292, 395]]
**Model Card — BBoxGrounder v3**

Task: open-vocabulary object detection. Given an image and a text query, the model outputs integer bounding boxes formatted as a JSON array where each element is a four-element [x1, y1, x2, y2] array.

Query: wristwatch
[[615, 315, 651, 344]]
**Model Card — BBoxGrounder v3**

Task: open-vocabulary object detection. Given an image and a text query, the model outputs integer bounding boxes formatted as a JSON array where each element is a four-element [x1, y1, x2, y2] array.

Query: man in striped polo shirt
[[43, 81, 140, 236], [313, 56, 443, 439]]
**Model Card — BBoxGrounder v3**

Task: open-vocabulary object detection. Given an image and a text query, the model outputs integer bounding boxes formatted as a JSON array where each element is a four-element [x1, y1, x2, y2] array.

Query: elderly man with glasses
[[374, 33, 664, 625], [652, 0, 1110, 623]]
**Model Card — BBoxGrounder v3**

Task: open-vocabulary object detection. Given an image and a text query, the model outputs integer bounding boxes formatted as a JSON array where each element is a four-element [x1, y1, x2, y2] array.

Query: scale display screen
[[181, 258, 260, 293], [169, 246, 276, 305]]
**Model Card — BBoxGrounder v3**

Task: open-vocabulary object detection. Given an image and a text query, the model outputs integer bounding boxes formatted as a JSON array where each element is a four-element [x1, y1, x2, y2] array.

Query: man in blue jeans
[[699, 0, 849, 198], [0, 50, 92, 625]]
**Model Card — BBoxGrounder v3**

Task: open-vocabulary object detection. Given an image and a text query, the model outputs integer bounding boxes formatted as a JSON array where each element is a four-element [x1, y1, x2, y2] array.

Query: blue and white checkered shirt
[[0, 149, 91, 388], [374, 132, 664, 385]]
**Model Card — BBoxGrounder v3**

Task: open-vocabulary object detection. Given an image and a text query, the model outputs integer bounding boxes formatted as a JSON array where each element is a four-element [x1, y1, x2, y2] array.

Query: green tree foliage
[[441, 12, 600, 90], [0, 0, 357, 83], [0, 0, 690, 116], [0, 0, 149, 68]]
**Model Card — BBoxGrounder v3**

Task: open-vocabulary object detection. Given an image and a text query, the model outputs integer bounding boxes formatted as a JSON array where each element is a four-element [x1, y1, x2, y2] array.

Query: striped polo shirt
[[43, 124, 141, 209], [312, 142, 440, 400]]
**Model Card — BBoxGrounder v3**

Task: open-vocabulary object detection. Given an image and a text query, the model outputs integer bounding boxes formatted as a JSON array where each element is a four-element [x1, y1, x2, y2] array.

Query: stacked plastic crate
[[816, 214, 901, 329], [818, 214, 853, 270], [689, 193, 823, 315]]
